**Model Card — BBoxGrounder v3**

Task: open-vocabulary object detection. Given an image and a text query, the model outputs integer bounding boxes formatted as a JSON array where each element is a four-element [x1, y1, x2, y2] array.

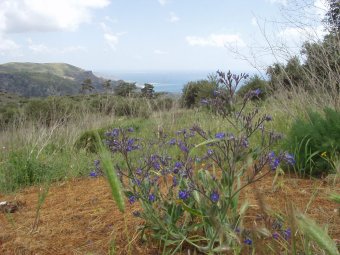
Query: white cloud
[[313, 0, 328, 18], [158, 0, 168, 6], [251, 17, 257, 26], [104, 33, 127, 50], [104, 33, 119, 50], [27, 39, 86, 54], [277, 25, 326, 43], [104, 16, 118, 24], [0, 35, 20, 54], [154, 49, 168, 55], [268, 0, 287, 5], [250, 17, 258, 27], [168, 12, 180, 23], [0, 0, 110, 33], [28, 43, 50, 53], [186, 34, 246, 48]]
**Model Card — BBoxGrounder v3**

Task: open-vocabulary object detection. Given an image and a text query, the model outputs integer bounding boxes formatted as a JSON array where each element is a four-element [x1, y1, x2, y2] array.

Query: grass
[[0, 91, 339, 254]]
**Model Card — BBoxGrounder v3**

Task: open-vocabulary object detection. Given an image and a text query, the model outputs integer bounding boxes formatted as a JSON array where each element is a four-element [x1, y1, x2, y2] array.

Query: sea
[[96, 70, 217, 93]]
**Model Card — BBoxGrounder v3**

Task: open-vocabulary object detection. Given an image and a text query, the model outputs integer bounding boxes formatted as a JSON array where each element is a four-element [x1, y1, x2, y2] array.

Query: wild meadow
[[1, 1, 340, 254]]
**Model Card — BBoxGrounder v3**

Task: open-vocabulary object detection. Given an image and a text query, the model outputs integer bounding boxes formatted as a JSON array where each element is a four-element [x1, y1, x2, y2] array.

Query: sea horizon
[[96, 70, 220, 93]]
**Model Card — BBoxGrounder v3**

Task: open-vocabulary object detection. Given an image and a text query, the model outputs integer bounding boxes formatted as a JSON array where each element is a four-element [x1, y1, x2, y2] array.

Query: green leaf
[[177, 200, 204, 217]]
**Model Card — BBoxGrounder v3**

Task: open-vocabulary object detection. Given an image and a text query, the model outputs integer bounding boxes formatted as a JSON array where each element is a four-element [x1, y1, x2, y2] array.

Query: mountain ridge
[[0, 62, 108, 97]]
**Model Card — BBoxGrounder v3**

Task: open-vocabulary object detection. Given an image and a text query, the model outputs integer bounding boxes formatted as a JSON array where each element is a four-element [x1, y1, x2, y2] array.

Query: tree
[[267, 56, 307, 91], [237, 75, 269, 101], [102, 79, 112, 93], [181, 79, 218, 108], [113, 80, 137, 97], [324, 0, 340, 33], [80, 78, 94, 94], [141, 83, 155, 99]]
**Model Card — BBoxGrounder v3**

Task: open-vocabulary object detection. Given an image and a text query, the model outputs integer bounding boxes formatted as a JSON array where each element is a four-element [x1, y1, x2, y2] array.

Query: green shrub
[[113, 98, 151, 118], [283, 108, 340, 177], [237, 75, 269, 101], [181, 79, 218, 108], [74, 129, 106, 153], [0, 105, 20, 128]]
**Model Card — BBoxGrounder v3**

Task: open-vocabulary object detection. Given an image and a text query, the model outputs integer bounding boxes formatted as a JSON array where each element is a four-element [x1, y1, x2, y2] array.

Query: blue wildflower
[[284, 153, 295, 166], [89, 171, 98, 178], [127, 127, 134, 132], [129, 195, 136, 204], [284, 228, 291, 240], [94, 159, 100, 167], [272, 232, 280, 240], [148, 193, 156, 203], [207, 149, 214, 155], [153, 162, 161, 170], [178, 141, 189, 153], [215, 132, 225, 139], [178, 190, 190, 201], [254, 88, 261, 96], [244, 238, 252, 245], [136, 168, 143, 175], [210, 191, 219, 203], [169, 138, 176, 145], [268, 151, 280, 171], [201, 99, 209, 104], [172, 176, 178, 187], [265, 115, 273, 121], [271, 158, 280, 171], [112, 128, 119, 137], [241, 138, 249, 148]]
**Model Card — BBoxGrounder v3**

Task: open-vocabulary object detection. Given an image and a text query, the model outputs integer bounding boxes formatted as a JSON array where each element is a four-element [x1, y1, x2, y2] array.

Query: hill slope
[[0, 62, 107, 97]]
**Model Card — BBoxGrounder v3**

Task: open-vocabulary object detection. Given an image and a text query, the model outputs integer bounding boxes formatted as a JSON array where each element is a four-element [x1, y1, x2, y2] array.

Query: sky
[[0, 0, 329, 73]]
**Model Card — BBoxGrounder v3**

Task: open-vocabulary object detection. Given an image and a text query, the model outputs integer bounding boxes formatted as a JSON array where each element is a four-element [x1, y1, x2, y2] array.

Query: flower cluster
[[98, 71, 296, 254], [89, 159, 102, 177]]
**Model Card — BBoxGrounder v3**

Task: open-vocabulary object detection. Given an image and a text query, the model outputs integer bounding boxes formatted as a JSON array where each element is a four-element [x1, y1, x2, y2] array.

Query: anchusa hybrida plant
[[100, 70, 295, 254]]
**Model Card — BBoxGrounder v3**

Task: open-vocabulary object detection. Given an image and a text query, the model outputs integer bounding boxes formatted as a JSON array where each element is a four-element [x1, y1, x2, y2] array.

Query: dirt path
[[0, 175, 339, 255]]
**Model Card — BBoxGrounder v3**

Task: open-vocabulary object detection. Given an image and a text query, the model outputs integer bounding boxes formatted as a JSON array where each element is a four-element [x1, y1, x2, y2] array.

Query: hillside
[[0, 62, 108, 97]]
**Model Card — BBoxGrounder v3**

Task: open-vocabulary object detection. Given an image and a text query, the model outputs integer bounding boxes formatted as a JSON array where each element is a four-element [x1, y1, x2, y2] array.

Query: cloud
[[313, 0, 328, 18], [0, 0, 110, 34], [104, 33, 119, 50], [154, 49, 168, 55], [186, 33, 246, 48], [100, 20, 126, 50], [158, 0, 168, 6], [0, 35, 20, 54], [277, 25, 326, 43], [168, 12, 180, 23], [251, 17, 257, 26], [268, 0, 287, 5], [27, 40, 87, 54], [103, 32, 126, 50]]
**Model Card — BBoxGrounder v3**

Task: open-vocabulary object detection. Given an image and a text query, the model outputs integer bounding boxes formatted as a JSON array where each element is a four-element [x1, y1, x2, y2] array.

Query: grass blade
[[95, 132, 125, 213], [296, 213, 339, 255]]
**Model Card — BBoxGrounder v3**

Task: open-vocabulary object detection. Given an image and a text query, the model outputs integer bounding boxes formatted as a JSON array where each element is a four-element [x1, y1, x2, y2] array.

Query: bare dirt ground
[[1, 174, 339, 255]]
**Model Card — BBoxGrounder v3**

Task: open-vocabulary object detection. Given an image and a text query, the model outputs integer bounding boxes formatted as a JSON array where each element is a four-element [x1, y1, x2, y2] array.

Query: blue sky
[[0, 0, 328, 73]]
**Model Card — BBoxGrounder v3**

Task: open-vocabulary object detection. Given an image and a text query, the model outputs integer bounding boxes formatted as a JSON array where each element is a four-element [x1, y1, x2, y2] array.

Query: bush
[[283, 108, 340, 177], [237, 75, 269, 101], [113, 98, 151, 118], [74, 129, 107, 153], [181, 79, 218, 108]]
